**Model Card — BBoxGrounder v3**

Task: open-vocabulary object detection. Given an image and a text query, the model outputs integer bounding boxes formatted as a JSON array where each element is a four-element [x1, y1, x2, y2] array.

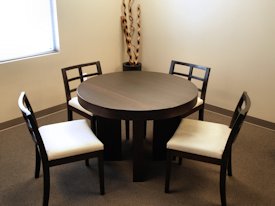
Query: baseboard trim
[[205, 104, 275, 130], [1, 103, 274, 131], [0, 103, 66, 131]]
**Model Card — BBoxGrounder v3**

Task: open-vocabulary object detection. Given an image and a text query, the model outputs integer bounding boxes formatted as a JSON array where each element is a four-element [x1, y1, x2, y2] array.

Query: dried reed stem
[[121, 0, 133, 63], [121, 0, 141, 65]]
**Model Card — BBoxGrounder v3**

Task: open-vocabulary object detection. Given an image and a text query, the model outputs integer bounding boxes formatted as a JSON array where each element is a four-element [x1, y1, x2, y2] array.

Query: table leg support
[[132, 120, 146, 182], [96, 116, 122, 160], [153, 117, 182, 160]]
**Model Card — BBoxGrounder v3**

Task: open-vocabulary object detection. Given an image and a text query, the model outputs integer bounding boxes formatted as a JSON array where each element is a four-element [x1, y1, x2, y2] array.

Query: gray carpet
[[0, 110, 274, 206]]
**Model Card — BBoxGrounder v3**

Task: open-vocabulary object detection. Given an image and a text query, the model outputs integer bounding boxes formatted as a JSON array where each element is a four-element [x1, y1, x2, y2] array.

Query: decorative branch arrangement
[[121, 0, 141, 65]]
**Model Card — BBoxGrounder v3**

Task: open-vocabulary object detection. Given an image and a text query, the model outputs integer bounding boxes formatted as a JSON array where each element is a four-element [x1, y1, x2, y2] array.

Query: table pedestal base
[[96, 116, 181, 182], [96, 117, 122, 160], [153, 117, 182, 160], [133, 120, 146, 182]]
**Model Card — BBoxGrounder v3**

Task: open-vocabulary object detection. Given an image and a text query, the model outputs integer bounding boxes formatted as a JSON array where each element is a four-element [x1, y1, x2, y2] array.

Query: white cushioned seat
[[167, 119, 231, 159], [68, 97, 93, 116], [194, 97, 203, 108], [39, 119, 103, 161]]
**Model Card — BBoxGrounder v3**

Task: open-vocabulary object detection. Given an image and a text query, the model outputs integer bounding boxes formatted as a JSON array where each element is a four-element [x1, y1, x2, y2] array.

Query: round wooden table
[[78, 71, 198, 181]]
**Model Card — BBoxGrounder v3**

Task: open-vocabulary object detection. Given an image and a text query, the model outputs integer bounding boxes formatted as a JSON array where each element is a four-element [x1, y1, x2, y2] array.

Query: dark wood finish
[[78, 72, 198, 120], [122, 62, 142, 141], [153, 117, 182, 160], [96, 116, 122, 160], [169, 60, 211, 120], [61, 61, 102, 132], [133, 120, 146, 181], [165, 92, 251, 206], [125, 120, 130, 140], [125, 120, 147, 141], [77, 71, 198, 182], [18, 92, 105, 206]]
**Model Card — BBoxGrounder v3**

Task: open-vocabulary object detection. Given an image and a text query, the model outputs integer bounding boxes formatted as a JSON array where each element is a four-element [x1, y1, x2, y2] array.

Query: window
[[0, 0, 59, 63]]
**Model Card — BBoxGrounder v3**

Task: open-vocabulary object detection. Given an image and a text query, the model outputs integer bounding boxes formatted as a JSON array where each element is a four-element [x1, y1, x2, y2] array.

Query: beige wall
[[0, 0, 123, 123], [140, 0, 275, 122], [1, 0, 274, 123]]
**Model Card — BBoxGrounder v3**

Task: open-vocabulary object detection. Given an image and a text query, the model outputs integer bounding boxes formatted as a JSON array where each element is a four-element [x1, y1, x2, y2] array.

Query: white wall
[[1, 0, 274, 123], [140, 0, 275, 122]]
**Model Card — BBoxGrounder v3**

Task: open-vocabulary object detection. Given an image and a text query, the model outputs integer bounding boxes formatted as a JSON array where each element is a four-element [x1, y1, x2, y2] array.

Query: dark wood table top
[[77, 71, 198, 120]]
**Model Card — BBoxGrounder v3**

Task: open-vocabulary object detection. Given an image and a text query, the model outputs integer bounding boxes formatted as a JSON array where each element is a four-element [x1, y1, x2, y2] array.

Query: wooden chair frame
[[61, 61, 102, 133], [165, 92, 251, 206], [169, 60, 211, 120], [18, 92, 105, 206]]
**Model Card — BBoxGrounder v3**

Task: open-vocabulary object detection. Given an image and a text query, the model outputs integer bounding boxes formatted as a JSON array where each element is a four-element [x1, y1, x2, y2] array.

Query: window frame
[[0, 0, 60, 64]]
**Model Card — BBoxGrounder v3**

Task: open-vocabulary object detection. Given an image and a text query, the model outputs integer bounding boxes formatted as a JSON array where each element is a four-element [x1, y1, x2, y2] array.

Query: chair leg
[[90, 117, 97, 134], [67, 109, 73, 121], [125, 120, 130, 140], [178, 157, 182, 165], [227, 148, 232, 176], [220, 161, 227, 206], [98, 154, 105, 195], [42, 164, 50, 206], [85, 159, 90, 166], [35, 146, 41, 178], [165, 151, 172, 193], [143, 121, 147, 138], [199, 108, 204, 120]]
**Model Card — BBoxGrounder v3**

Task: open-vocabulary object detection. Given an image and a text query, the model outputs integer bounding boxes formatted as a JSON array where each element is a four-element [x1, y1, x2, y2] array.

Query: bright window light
[[0, 0, 59, 63]]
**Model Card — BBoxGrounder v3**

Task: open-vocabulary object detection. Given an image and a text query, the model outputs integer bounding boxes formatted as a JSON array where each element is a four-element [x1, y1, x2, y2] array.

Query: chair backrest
[[18, 92, 48, 159], [61, 61, 102, 102], [169, 60, 211, 100], [224, 92, 251, 155]]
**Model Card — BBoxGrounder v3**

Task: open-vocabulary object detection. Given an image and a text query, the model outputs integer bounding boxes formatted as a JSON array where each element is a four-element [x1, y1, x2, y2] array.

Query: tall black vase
[[123, 62, 142, 71]]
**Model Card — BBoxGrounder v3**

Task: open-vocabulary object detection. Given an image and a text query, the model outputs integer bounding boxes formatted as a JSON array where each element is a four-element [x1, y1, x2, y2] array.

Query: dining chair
[[169, 60, 211, 120], [165, 92, 251, 206], [18, 92, 105, 206], [61, 61, 102, 133]]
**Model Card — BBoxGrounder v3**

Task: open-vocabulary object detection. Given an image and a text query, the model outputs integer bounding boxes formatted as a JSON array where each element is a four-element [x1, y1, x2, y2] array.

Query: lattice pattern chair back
[[169, 60, 211, 120], [61, 61, 102, 132], [62, 61, 102, 103]]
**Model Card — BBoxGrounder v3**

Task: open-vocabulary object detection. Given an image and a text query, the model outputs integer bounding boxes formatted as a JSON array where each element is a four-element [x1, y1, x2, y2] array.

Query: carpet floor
[[0, 110, 274, 206]]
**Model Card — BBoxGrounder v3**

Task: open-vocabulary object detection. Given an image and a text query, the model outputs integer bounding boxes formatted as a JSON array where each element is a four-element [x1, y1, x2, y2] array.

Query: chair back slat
[[61, 61, 102, 102], [83, 73, 100, 79], [224, 92, 251, 155], [67, 76, 82, 82], [189, 75, 205, 82], [18, 92, 48, 158], [169, 60, 211, 100], [70, 88, 77, 93], [172, 71, 188, 77]]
